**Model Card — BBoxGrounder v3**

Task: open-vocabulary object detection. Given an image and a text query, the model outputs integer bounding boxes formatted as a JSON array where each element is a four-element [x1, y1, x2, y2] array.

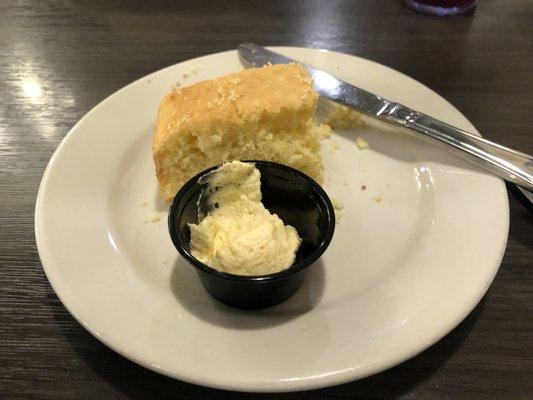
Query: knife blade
[[238, 43, 391, 116], [238, 43, 533, 198]]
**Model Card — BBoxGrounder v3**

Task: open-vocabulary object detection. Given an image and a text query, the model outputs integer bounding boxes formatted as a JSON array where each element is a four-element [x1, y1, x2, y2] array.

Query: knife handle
[[378, 102, 533, 192]]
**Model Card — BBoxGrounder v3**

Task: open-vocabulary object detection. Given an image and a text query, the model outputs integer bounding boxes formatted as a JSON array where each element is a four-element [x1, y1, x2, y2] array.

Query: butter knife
[[238, 43, 533, 193]]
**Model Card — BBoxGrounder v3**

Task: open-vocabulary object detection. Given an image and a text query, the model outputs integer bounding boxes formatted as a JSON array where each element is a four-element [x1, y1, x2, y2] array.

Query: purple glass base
[[404, 0, 475, 16]]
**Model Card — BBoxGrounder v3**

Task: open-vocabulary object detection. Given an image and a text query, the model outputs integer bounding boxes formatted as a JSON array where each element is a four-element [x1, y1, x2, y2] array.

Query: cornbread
[[153, 64, 322, 202], [189, 161, 301, 276]]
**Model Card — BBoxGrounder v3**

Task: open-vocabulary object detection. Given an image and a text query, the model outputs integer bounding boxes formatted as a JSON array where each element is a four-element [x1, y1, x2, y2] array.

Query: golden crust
[[153, 64, 315, 147]]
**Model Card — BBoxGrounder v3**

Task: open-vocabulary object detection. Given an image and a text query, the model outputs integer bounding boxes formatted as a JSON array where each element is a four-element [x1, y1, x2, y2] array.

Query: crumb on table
[[373, 196, 382, 203], [361, 185, 367, 191]]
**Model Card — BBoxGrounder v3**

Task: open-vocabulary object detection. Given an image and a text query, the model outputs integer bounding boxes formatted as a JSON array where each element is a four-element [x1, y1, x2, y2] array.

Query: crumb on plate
[[312, 122, 333, 139], [331, 196, 344, 224], [323, 103, 365, 130], [355, 136, 369, 150], [326, 140, 341, 153]]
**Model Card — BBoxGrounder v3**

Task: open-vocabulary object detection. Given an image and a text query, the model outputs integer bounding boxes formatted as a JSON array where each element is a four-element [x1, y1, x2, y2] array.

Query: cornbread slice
[[153, 64, 322, 202]]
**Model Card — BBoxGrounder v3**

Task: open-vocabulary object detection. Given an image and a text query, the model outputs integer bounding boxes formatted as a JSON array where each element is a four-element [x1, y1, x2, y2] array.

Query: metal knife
[[238, 43, 533, 195]]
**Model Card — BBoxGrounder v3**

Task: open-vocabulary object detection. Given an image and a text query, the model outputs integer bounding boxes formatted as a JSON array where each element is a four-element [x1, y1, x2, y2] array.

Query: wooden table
[[1, 1, 531, 398]]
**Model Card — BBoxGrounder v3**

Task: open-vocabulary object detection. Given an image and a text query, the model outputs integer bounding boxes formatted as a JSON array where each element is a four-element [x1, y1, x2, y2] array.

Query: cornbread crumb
[[311, 123, 333, 139], [153, 64, 322, 202], [356, 136, 369, 150], [331, 196, 344, 224], [331, 197, 344, 210], [323, 103, 365, 130], [373, 196, 382, 203], [326, 140, 341, 154], [150, 214, 161, 223]]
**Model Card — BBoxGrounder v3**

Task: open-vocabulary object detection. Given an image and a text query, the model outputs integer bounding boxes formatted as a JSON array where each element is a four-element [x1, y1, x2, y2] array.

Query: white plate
[[35, 47, 509, 392]]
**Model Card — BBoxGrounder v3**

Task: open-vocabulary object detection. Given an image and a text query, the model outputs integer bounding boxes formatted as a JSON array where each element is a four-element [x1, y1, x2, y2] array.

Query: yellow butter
[[189, 161, 301, 276]]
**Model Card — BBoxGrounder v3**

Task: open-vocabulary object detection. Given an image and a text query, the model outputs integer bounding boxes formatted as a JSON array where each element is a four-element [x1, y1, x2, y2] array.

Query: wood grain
[[0, 1, 531, 399]]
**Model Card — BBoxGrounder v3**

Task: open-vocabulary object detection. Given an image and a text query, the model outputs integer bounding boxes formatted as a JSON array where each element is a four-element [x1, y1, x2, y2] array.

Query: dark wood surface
[[1, 1, 532, 399]]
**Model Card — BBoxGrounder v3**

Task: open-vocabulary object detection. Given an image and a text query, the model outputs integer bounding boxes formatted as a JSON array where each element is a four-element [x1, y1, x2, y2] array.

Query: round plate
[[35, 47, 509, 392]]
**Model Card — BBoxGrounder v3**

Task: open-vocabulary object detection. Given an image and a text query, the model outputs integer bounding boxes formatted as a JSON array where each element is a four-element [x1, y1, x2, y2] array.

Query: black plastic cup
[[168, 160, 335, 309]]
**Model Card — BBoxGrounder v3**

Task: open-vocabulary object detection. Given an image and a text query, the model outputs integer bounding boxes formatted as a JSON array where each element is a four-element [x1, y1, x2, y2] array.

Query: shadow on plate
[[48, 288, 487, 399], [334, 117, 488, 175], [109, 124, 171, 214], [169, 256, 325, 330], [154, 187, 168, 213]]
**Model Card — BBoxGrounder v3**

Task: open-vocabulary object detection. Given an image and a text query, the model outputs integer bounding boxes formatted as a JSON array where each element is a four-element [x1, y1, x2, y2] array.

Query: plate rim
[[34, 46, 510, 392]]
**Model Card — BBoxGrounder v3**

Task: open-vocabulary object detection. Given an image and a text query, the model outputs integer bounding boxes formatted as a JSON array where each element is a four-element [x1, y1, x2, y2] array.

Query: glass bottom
[[404, 0, 475, 16]]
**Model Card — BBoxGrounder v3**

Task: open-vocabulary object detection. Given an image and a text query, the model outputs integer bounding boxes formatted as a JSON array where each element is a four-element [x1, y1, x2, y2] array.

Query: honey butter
[[189, 161, 301, 276]]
